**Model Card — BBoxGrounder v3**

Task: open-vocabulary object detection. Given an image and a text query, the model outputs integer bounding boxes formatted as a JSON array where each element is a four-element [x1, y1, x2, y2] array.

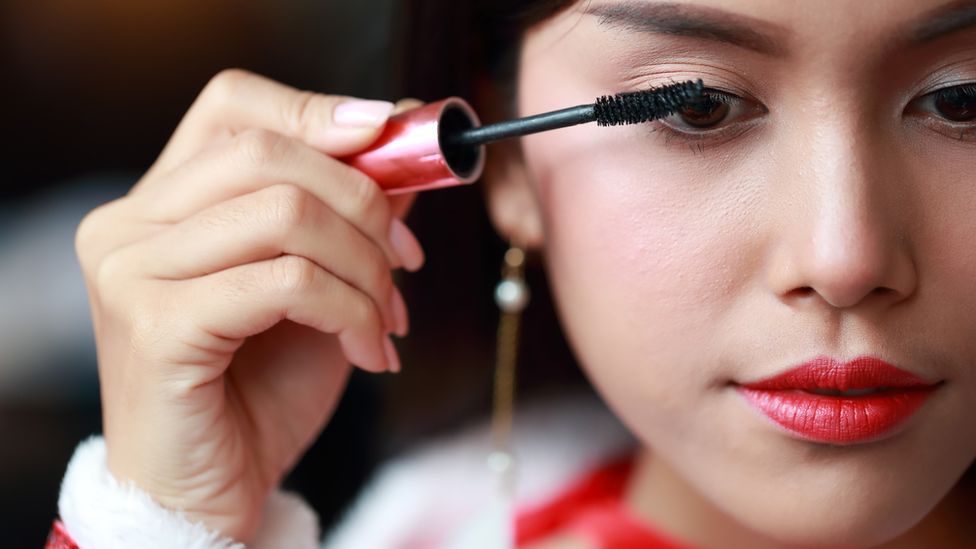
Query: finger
[[136, 129, 424, 271], [148, 69, 396, 177], [75, 196, 156, 283], [392, 98, 424, 115], [389, 192, 419, 220], [180, 255, 398, 373], [123, 183, 403, 335]]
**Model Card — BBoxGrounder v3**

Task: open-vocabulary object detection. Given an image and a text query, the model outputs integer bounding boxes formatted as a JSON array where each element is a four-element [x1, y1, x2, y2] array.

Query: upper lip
[[737, 355, 941, 391]]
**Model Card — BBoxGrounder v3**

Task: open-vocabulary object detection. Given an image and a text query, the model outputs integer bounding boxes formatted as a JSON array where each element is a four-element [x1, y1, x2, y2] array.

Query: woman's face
[[501, 0, 976, 546]]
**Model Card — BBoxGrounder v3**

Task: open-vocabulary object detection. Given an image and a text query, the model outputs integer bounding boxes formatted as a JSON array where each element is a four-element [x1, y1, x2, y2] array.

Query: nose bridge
[[809, 106, 877, 249], [768, 95, 916, 310]]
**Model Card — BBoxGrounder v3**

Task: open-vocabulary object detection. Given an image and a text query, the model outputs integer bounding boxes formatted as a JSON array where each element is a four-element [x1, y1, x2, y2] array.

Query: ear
[[482, 139, 545, 250]]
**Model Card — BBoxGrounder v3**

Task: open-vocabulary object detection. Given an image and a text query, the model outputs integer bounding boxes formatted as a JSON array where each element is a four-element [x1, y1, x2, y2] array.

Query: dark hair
[[370, 0, 586, 454], [397, 0, 576, 106]]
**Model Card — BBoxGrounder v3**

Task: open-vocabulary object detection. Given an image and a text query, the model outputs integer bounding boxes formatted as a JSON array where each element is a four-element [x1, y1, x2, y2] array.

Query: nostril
[[779, 287, 812, 302]]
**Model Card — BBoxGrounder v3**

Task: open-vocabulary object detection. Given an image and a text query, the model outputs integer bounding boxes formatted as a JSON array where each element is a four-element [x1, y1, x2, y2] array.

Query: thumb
[[310, 97, 396, 155]]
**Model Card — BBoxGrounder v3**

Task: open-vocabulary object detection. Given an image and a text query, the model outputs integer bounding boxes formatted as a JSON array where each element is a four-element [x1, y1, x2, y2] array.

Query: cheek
[[521, 125, 763, 425], [515, 23, 767, 424]]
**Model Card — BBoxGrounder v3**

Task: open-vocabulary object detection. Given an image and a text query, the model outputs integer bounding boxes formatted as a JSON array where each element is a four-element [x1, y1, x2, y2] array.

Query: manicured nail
[[388, 218, 425, 272], [333, 99, 395, 128], [388, 286, 409, 337], [383, 335, 401, 373]]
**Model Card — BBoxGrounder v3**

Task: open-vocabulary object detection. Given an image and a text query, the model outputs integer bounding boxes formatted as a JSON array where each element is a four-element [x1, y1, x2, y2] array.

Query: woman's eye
[[907, 83, 976, 141], [932, 84, 976, 122], [676, 96, 731, 128], [912, 84, 976, 122], [659, 89, 760, 133]]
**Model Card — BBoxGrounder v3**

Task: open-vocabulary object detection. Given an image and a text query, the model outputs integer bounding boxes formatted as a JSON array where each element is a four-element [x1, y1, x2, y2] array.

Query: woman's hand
[[74, 69, 424, 542]]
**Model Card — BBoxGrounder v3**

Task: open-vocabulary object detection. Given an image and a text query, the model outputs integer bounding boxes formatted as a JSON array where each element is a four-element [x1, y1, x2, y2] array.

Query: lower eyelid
[[649, 116, 764, 150], [907, 115, 976, 142]]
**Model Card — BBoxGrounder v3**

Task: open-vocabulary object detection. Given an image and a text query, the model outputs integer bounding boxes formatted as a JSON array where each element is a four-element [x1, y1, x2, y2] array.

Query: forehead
[[559, 0, 976, 57]]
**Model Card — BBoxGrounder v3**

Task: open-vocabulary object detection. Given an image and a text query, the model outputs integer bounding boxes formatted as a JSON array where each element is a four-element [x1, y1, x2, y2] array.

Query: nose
[[767, 113, 917, 310]]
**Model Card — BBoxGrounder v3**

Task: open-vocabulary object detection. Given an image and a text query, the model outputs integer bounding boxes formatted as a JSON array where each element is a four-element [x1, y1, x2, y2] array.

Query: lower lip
[[735, 386, 938, 444]]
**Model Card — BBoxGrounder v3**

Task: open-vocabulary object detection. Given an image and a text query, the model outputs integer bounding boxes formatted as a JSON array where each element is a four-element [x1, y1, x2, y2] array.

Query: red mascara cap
[[341, 97, 486, 195]]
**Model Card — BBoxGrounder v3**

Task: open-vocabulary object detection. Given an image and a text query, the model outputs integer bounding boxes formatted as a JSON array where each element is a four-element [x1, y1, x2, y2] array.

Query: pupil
[[936, 89, 976, 122], [679, 97, 730, 128]]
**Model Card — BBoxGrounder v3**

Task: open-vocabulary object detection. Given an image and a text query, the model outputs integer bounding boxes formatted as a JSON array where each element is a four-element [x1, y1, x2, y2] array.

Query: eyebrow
[[908, 0, 976, 44], [584, 2, 790, 57], [585, 0, 976, 57]]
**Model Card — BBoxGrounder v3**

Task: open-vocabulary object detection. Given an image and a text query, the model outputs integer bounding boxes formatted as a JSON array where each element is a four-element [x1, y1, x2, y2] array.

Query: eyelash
[[647, 82, 976, 152], [908, 83, 976, 142], [649, 88, 764, 153]]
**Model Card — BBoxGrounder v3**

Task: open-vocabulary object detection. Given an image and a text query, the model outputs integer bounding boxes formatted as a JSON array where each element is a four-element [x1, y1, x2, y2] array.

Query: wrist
[[56, 436, 321, 549]]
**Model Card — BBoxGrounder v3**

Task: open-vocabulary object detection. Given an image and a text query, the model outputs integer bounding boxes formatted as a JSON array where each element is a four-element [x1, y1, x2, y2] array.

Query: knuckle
[[263, 184, 314, 235], [234, 128, 289, 172], [94, 248, 134, 301], [270, 255, 317, 295], [349, 290, 382, 333], [75, 205, 107, 266], [282, 90, 321, 136], [343, 175, 389, 230], [75, 198, 124, 257], [202, 68, 254, 105]]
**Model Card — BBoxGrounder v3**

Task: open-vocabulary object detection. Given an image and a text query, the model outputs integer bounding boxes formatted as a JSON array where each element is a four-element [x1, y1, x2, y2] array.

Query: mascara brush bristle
[[594, 79, 705, 126]]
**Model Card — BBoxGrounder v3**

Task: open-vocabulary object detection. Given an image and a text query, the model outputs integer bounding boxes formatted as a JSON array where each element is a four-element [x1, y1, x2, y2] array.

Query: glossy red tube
[[340, 98, 486, 195], [736, 356, 941, 444]]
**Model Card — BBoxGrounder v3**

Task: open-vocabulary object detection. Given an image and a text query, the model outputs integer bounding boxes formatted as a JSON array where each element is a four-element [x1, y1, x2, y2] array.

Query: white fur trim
[[58, 436, 320, 549], [323, 392, 635, 548], [57, 393, 631, 549]]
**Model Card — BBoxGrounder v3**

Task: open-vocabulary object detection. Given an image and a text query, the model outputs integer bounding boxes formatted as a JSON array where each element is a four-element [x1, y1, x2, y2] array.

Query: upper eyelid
[[911, 82, 976, 107]]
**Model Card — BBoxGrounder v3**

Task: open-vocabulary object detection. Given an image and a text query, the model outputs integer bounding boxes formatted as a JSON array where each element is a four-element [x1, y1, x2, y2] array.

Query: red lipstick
[[736, 356, 941, 444]]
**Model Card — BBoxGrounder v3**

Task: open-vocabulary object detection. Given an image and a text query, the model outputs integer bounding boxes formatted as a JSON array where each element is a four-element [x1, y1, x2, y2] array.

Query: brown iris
[[677, 95, 731, 128], [935, 87, 976, 122]]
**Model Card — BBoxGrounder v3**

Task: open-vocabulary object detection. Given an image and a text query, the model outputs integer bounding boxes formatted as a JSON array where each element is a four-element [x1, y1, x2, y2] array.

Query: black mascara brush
[[341, 79, 706, 195]]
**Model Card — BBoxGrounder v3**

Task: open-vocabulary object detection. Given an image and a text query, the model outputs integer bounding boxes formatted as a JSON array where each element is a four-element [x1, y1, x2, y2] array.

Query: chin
[[706, 470, 952, 549]]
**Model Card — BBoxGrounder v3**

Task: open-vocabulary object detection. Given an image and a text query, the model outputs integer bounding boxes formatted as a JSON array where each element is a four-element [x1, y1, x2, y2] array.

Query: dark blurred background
[[0, 0, 585, 544]]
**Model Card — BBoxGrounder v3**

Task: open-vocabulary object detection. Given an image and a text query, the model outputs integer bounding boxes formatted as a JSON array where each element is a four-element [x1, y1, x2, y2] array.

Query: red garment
[[515, 454, 698, 549], [46, 454, 700, 549], [44, 520, 78, 549]]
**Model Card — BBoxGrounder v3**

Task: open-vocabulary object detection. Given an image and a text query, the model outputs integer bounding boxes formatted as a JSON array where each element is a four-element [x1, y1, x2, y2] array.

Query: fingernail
[[388, 219, 425, 272], [389, 286, 409, 337], [383, 335, 401, 373], [333, 99, 395, 128]]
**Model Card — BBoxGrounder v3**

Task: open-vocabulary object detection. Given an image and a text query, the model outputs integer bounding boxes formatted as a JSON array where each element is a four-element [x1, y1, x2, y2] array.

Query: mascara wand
[[446, 79, 705, 148], [341, 79, 706, 195]]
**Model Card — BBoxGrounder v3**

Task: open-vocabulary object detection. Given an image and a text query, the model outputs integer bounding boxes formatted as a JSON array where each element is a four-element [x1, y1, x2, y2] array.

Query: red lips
[[736, 356, 941, 444]]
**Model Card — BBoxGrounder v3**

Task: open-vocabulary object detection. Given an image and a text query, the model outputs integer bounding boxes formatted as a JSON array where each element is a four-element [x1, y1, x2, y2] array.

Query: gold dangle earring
[[487, 241, 530, 545], [447, 241, 529, 549], [489, 242, 529, 480]]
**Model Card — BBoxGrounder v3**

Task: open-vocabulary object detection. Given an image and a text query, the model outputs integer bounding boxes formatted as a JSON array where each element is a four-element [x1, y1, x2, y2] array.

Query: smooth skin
[[76, 69, 424, 540], [501, 0, 976, 547], [79, 0, 976, 547]]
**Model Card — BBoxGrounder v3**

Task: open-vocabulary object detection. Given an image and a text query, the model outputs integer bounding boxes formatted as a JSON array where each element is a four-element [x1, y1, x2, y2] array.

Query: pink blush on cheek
[[524, 130, 740, 313]]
